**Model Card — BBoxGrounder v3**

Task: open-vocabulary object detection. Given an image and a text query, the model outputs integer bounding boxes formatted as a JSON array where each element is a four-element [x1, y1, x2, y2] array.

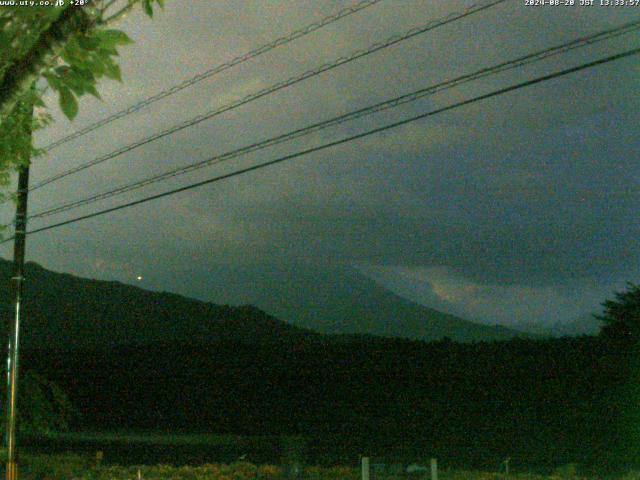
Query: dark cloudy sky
[[1, 0, 638, 328]]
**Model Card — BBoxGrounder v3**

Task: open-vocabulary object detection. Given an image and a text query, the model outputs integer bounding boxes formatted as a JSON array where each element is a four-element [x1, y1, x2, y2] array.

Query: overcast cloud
[[1, 0, 638, 327]]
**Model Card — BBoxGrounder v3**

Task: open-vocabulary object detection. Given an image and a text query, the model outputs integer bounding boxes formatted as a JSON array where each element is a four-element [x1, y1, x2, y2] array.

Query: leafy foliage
[[0, 86, 47, 203], [0, 370, 76, 435], [0, 452, 89, 480], [0, 1, 165, 202], [0, 8, 65, 80], [42, 27, 135, 119], [597, 283, 640, 342]]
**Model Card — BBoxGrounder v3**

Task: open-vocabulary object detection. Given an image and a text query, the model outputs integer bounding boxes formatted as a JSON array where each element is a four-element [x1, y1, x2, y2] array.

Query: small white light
[[137, 276, 142, 281]]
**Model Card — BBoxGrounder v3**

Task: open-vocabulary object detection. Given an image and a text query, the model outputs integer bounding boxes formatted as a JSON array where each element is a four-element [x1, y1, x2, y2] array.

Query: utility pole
[[4, 95, 33, 480]]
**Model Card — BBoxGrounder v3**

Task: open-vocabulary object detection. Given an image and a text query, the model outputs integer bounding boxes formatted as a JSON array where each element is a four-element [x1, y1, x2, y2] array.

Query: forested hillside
[[24, 335, 637, 474]]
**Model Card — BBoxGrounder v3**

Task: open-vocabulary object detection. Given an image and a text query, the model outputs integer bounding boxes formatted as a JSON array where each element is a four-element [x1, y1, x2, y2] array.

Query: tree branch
[[0, 7, 95, 123], [101, 0, 121, 15], [101, 0, 138, 25]]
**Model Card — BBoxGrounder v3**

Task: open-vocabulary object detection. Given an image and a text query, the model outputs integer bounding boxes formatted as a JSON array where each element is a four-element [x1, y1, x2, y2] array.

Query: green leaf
[[54, 65, 72, 77], [70, 65, 95, 83], [61, 38, 91, 67], [86, 84, 101, 100], [33, 95, 46, 108], [99, 46, 119, 56], [142, 0, 153, 17], [54, 66, 90, 96], [96, 29, 133, 48], [43, 72, 63, 91], [103, 60, 122, 82], [78, 35, 101, 51], [60, 49, 78, 66], [0, 30, 9, 49], [59, 87, 78, 120], [89, 57, 106, 76]]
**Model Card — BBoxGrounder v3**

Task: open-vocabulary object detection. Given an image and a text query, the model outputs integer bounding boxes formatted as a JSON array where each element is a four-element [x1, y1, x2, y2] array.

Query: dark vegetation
[[21, 334, 638, 474], [2, 258, 640, 474]]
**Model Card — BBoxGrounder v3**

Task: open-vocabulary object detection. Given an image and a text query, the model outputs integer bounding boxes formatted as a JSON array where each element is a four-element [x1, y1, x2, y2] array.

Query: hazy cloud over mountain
[[1, 0, 637, 328]]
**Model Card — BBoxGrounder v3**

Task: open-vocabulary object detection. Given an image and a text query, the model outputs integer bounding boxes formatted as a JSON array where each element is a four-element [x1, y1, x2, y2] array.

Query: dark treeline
[[21, 334, 639, 474]]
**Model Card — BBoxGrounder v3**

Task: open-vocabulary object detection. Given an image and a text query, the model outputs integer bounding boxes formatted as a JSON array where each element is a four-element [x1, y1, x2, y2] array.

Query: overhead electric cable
[[2, 46, 635, 244], [39, 0, 384, 153], [27, 19, 640, 221], [30, 0, 509, 192]]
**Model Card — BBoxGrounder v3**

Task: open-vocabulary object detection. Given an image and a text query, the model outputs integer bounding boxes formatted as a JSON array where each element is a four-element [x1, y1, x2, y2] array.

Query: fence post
[[361, 456, 370, 480], [430, 458, 438, 480]]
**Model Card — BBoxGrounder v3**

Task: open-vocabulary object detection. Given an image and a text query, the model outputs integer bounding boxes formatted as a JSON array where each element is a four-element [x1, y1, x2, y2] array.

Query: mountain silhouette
[[0, 259, 525, 348], [0, 259, 319, 349], [192, 262, 526, 342]]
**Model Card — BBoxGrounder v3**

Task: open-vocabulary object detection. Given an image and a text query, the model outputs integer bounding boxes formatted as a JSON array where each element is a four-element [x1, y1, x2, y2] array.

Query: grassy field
[[39, 431, 264, 446], [21, 432, 286, 466], [4, 453, 640, 480]]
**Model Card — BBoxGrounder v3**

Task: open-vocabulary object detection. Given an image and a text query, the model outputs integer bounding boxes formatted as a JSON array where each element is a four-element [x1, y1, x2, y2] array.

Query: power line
[[30, 0, 509, 191], [3, 46, 636, 244], [39, 0, 384, 153], [32, 0, 507, 190], [27, 19, 640, 221]]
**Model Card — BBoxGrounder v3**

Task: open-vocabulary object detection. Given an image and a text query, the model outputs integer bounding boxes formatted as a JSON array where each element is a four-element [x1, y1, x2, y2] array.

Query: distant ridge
[[0, 259, 526, 349], [0, 259, 320, 349], [513, 314, 601, 338], [182, 262, 530, 342], [550, 314, 601, 337]]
